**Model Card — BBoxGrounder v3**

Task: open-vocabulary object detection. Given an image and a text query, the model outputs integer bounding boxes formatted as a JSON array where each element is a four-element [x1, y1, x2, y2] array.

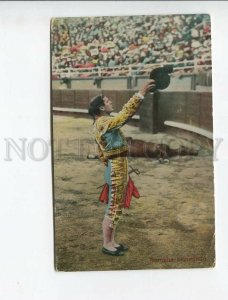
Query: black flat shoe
[[115, 244, 128, 251], [102, 247, 124, 256]]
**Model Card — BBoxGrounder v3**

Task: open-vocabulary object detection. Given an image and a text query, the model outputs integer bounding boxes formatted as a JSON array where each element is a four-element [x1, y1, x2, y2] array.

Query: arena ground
[[53, 115, 215, 271]]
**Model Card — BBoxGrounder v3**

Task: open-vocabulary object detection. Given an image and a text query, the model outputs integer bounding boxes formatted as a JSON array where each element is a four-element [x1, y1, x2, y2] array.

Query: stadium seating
[[51, 14, 211, 79]]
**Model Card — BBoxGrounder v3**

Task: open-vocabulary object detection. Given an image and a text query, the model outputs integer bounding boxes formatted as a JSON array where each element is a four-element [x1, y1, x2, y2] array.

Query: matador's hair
[[88, 94, 105, 122]]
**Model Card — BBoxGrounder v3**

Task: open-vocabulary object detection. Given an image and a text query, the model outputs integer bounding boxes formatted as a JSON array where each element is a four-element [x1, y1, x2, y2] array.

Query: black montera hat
[[149, 65, 173, 90]]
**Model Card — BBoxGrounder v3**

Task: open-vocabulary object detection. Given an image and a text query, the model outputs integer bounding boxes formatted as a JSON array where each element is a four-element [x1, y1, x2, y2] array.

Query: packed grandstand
[[51, 14, 211, 79]]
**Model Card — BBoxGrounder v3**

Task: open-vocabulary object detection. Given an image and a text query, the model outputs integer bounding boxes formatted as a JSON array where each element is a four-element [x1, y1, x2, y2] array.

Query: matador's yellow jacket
[[94, 93, 143, 164]]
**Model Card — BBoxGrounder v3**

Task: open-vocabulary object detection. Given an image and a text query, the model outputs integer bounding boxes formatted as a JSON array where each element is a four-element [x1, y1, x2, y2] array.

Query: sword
[[129, 165, 140, 176], [97, 165, 140, 189]]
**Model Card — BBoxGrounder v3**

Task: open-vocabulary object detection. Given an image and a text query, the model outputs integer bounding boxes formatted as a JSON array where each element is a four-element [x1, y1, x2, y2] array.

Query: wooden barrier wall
[[52, 89, 213, 135], [52, 89, 136, 112], [155, 91, 213, 132]]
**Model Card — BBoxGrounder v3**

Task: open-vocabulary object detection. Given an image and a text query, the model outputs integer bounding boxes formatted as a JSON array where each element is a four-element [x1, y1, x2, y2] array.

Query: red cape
[[99, 176, 140, 208]]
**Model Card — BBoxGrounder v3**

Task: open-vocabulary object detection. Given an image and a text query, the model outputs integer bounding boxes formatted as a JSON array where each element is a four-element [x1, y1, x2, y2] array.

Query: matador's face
[[102, 96, 114, 114]]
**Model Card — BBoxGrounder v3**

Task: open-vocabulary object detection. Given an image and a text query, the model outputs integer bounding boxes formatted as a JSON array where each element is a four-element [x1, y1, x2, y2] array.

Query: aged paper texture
[[51, 14, 214, 271]]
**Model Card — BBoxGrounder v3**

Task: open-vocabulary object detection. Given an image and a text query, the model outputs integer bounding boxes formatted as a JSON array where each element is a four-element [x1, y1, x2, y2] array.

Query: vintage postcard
[[51, 14, 214, 271]]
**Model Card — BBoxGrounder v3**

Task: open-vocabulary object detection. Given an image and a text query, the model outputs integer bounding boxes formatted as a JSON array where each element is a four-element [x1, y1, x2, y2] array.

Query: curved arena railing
[[52, 59, 212, 80]]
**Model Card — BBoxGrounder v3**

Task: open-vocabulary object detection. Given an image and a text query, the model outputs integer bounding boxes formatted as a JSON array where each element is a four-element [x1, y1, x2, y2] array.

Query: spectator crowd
[[51, 14, 211, 78]]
